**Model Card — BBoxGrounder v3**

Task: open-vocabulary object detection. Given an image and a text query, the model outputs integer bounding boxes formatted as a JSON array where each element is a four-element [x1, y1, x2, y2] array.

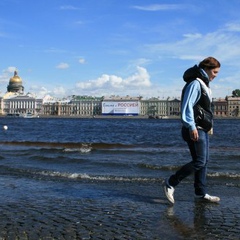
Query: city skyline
[[1, 0, 240, 99]]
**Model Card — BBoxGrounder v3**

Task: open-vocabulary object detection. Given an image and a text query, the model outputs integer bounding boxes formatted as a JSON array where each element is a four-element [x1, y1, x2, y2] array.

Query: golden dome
[[10, 70, 22, 84]]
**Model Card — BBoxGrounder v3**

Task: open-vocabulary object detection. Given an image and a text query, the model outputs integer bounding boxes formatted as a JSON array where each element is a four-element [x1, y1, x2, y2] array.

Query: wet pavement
[[0, 179, 239, 239]]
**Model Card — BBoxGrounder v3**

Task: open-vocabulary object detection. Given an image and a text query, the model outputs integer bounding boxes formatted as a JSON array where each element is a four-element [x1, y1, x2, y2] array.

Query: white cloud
[[76, 67, 151, 92], [124, 66, 151, 87], [224, 22, 240, 32], [183, 33, 202, 39], [28, 86, 50, 98], [132, 4, 183, 11], [0, 76, 8, 84], [3, 67, 16, 74], [137, 22, 240, 98], [53, 86, 66, 96], [78, 58, 86, 64], [56, 62, 69, 69], [129, 58, 151, 67], [177, 55, 205, 61], [44, 48, 68, 54], [74, 21, 84, 25], [145, 24, 240, 65], [0, 67, 17, 84], [28, 85, 68, 99], [59, 5, 81, 11]]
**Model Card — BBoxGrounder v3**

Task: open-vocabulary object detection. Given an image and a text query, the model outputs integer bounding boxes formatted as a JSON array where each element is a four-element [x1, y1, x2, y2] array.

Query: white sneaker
[[163, 178, 175, 204], [195, 193, 220, 203]]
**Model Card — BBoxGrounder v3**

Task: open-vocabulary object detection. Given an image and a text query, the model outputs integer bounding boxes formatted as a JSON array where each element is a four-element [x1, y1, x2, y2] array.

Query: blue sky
[[1, 0, 240, 99]]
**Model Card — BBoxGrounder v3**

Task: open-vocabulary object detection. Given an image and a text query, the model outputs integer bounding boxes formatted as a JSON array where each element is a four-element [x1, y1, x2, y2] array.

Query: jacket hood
[[183, 65, 209, 86]]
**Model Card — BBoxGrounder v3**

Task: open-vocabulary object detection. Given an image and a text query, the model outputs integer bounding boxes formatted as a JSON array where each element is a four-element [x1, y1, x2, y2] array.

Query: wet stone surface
[[0, 180, 239, 239]]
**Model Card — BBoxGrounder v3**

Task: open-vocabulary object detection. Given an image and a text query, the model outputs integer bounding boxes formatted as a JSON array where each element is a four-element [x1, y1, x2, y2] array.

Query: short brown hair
[[199, 57, 221, 70]]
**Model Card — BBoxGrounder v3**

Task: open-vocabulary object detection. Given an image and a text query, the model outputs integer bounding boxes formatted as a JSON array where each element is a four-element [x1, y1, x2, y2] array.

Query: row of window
[[2, 97, 240, 117]]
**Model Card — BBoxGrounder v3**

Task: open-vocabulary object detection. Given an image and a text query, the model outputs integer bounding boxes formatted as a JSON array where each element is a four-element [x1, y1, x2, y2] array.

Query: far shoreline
[[1, 114, 239, 120]]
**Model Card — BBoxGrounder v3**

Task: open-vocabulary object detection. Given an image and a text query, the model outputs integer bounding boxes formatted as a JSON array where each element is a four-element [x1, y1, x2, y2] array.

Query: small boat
[[6, 113, 23, 118], [23, 112, 38, 118], [148, 115, 169, 119]]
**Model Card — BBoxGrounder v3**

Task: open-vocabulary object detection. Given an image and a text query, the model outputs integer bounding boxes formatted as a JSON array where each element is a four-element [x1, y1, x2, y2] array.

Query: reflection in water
[[164, 201, 219, 239]]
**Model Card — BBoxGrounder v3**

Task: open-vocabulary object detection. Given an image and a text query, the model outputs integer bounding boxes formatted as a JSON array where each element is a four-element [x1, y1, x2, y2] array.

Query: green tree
[[232, 89, 240, 97]]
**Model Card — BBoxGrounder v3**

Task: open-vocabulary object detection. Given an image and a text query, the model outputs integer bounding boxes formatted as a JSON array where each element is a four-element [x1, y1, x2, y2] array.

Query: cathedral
[[0, 70, 42, 116], [7, 70, 24, 93]]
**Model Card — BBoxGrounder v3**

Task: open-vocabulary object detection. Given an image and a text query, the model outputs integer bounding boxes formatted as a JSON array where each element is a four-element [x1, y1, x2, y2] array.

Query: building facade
[[226, 96, 240, 117], [1, 70, 239, 118], [3, 95, 42, 116], [42, 96, 102, 116], [140, 97, 181, 117], [1, 71, 42, 116], [213, 98, 228, 117]]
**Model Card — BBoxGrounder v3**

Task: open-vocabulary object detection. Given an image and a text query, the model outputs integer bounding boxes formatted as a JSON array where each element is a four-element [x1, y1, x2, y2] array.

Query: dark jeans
[[169, 127, 209, 196]]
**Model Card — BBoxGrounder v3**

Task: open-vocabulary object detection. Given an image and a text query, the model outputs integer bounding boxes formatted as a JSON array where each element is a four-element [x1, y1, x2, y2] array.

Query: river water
[[0, 117, 239, 187]]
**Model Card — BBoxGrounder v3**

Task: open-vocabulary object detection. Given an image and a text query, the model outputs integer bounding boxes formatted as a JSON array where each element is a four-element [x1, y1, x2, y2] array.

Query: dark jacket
[[182, 65, 213, 132]]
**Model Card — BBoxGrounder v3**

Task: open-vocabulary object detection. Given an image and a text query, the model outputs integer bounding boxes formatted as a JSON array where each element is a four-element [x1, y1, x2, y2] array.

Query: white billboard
[[102, 101, 139, 115]]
